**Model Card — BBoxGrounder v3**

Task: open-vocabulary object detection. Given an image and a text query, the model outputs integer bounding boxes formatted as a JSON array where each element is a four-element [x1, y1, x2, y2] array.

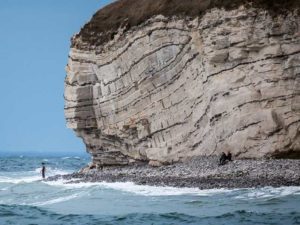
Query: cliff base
[[48, 158, 300, 189]]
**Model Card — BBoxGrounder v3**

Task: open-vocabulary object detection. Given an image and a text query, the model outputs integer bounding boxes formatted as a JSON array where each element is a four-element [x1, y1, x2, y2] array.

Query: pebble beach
[[48, 157, 300, 189]]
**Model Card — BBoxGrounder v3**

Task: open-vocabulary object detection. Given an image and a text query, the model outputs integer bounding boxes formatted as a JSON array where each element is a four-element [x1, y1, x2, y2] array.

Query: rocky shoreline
[[47, 157, 300, 189]]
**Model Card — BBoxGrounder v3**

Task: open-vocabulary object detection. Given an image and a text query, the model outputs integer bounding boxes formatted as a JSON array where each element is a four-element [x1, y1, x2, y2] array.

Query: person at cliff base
[[219, 152, 232, 166]]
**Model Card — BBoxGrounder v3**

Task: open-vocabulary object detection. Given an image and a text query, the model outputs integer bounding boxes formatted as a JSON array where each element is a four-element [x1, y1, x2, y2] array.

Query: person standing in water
[[41, 163, 46, 179]]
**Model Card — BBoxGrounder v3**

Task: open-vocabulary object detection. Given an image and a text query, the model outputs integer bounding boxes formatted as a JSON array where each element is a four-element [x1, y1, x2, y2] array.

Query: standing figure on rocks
[[219, 152, 232, 166], [219, 152, 227, 166], [227, 152, 232, 162], [41, 162, 46, 179]]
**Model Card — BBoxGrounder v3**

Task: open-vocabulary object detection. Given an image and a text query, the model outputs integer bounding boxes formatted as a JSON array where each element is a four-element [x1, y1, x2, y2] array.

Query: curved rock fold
[[65, 2, 300, 166]]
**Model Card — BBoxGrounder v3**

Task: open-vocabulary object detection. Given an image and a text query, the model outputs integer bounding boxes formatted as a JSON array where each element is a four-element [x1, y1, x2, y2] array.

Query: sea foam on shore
[[49, 157, 300, 189], [1, 156, 299, 225]]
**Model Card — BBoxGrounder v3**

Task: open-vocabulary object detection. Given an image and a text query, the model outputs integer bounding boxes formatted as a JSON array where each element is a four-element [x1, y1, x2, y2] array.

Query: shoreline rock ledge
[[64, 0, 300, 168]]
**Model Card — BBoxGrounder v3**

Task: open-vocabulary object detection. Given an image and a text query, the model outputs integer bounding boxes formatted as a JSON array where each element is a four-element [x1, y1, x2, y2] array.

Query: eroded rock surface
[[65, 6, 300, 166]]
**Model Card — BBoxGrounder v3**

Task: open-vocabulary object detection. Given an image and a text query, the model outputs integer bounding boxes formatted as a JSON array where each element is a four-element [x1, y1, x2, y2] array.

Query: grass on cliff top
[[73, 0, 299, 48]]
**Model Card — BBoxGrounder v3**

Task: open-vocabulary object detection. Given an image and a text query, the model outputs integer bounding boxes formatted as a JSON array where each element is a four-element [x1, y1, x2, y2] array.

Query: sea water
[[0, 156, 299, 225]]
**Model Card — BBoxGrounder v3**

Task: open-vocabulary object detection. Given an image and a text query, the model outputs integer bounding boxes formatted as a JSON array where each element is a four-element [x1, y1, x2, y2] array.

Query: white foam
[[45, 179, 300, 197], [61, 156, 81, 160], [33, 193, 80, 206], [45, 180, 232, 196], [0, 176, 41, 184], [45, 179, 103, 189], [235, 186, 300, 200], [61, 157, 71, 160], [99, 182, 232, 196], [0, 168, 71, 184]]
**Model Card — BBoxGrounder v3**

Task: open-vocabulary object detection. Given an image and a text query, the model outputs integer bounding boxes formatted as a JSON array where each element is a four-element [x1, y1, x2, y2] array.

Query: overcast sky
[[0, 0, 112, 155]]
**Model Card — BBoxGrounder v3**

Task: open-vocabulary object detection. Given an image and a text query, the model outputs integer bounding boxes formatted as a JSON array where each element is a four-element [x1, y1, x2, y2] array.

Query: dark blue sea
[[0, 156, 299, 225]]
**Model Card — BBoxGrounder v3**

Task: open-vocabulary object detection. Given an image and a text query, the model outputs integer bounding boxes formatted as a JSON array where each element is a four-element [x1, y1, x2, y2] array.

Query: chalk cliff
[[65, 0, 300, 166]]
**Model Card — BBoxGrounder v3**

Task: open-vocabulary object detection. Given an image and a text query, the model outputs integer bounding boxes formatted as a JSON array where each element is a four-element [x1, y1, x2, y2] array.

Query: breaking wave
[[0, 156, 299, 225]]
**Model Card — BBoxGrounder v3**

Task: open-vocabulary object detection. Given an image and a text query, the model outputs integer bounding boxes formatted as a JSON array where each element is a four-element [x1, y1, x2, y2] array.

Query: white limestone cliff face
[[65, 7, 300, 166]]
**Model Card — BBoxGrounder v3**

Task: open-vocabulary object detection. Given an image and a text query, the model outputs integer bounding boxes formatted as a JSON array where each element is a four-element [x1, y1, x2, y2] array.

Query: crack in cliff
[[237, 121, 262, 132], [194, 98, 212, 129], [139, 121, 187, 143], [234, 94, 295, 109], [209, 121, 263, 150], [203, 50, 300, 84], [286, 119, 300, 129]]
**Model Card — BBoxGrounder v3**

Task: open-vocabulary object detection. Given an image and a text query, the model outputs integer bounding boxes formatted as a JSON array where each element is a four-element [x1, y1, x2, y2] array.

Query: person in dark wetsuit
[[41, 163, 46, 179], [219, 152, 233, 166], [227, 152, 232, 162], [219, 152, 227, 166]]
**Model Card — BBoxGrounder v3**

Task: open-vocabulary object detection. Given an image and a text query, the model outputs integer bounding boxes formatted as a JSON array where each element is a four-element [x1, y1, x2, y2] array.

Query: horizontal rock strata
[[65, 5, 300, 166]]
